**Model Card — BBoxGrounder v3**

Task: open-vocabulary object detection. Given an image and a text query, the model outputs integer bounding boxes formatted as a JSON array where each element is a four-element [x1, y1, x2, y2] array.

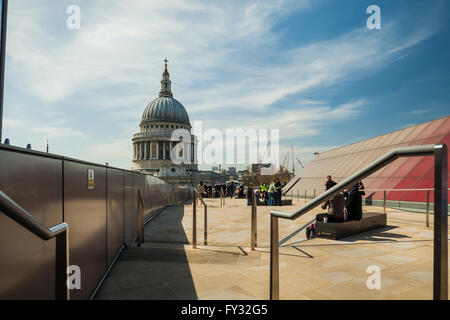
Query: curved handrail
[[0, 189, 69, 300], [269, 144, 448, 301], [271, 144, 436, 220], [0, 190, 68, 240]]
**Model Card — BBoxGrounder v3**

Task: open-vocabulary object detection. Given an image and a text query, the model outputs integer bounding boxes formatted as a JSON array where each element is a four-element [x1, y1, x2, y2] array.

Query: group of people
[[246, 178, 284, 206], [196, 178, 286, 207], [196, 181, 230, 199], [306, 175, 365, 239]]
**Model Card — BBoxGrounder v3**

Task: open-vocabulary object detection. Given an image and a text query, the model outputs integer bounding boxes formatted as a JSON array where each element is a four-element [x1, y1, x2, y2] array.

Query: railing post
[[313, 189, 316, 199], [270, 215, 279, 300], [137, 191, 144, 247], [426, 189, 430, 228], [204, 199, 208, 246], [297, 189, 299, 203], [433, 144, 448, 300], [383, 190, 387, 214], [220, 189, 223, 207], [55, 228, 70, 300], [193, 191, 197, 249], [305, 189, 307, 203], [251, 190, 257, 250]]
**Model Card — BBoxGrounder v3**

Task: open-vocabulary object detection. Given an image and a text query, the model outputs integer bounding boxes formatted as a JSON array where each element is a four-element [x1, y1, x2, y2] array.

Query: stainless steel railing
[[193, 188, 257, 250], [269, 144, 448, 300], [137, 190, 145, 247], [192, 189, 208, 248], [0, 190, 70, 300], [251, 190, 257, 251], [363, 188, 450, 227]]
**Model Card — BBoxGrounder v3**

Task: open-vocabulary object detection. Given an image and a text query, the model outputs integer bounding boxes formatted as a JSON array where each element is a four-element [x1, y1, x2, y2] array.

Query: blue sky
[[2, 0, 450, 172]]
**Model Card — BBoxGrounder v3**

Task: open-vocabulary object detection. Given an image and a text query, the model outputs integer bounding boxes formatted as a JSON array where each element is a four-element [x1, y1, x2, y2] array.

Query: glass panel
[[414, 117, 446, 141], [431, 116, 450, 137], [400, 122, 429, 143]]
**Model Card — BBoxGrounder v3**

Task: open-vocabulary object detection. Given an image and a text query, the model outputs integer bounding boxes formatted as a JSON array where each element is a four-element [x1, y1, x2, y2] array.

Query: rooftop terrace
[[95, 198, 449, 300]]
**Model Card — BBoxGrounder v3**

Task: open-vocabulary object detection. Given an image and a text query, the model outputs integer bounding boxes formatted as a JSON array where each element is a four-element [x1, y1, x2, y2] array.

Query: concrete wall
[[0, 144, 191, 300]]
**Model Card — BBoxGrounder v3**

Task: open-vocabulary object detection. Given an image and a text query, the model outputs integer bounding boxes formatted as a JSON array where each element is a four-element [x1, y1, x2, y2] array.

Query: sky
[[2, 0, 450, 172]]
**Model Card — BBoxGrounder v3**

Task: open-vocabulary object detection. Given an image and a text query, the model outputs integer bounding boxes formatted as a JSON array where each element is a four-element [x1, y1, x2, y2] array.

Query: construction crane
[[296, 157, 305, 168], [279, 151, 289, 172], [257, 141, 271, 175]]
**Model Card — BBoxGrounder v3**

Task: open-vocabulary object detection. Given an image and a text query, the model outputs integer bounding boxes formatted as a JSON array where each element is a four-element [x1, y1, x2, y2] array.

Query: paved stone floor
[[96, 197, 450, 300]]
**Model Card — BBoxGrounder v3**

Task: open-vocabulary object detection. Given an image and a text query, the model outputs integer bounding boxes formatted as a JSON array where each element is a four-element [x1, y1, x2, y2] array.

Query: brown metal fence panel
[[107, 168, 124, 266], [63, 161, 107, 300], [0, 145, 192, 299], [0, 149, 62, 299]]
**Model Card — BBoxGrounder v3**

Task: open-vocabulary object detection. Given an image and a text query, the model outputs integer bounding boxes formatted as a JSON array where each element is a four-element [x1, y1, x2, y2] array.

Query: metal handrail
[[192, 189, 208, 247], [251, 189, 257, 250], [269, 144, 448, 300], [198, 192, 208, 246], [137, 190, 145, 247], [0, 190, 70, 300]]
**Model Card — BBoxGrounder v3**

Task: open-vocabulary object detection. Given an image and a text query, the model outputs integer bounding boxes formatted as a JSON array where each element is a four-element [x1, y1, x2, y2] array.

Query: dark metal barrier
[[0, 144, 191, 299]]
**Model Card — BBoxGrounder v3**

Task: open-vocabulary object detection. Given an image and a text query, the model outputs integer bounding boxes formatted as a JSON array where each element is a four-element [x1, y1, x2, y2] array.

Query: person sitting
[[264, 191, 269, 205], [317, 193, 346, 223], [306, 193, 346, 239], [345, 183, 364, 221]]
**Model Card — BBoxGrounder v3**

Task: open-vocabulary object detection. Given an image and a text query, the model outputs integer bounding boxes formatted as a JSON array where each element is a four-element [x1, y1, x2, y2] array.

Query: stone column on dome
[[137, 143, 140, 160], [144, 142, 147, 160], [156, 141, 159, 160], [136, 143, 139, 160], [163, 141, 166, 160]]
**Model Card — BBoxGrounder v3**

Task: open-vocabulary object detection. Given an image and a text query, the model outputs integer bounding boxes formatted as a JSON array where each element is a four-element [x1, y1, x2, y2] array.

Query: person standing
[[246, 183, 254, 206], [274, 178, 282, 206], [197, 181, 206, 198], [345, 183, 364, 221], [324, 175, 337, 191], [268, 180, 275, 206]]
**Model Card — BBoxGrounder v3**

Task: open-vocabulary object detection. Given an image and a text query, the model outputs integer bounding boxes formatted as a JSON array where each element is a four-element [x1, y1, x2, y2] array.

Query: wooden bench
[[315, 212, 387, 240]]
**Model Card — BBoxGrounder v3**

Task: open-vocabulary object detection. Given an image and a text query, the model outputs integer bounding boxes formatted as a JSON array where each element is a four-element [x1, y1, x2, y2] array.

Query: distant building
[[227, 167, 236, 174], [132, 60, 227, 186], [251, 163, 272, 174]]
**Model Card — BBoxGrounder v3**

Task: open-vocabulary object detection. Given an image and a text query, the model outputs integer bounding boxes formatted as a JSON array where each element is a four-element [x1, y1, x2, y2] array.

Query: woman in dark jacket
[[345, 183, 364, 221]]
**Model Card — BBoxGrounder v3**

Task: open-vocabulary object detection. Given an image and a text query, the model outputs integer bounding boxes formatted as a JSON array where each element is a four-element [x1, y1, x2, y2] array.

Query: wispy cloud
[[3, 0, 442, 169]]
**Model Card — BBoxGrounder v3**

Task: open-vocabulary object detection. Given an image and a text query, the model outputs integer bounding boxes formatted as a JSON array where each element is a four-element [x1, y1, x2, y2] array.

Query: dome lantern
[[159, 58, 173, 98]]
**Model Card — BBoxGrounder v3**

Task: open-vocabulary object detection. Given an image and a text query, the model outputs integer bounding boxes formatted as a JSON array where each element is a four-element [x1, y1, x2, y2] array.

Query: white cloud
[[3, 0, 440, 170]]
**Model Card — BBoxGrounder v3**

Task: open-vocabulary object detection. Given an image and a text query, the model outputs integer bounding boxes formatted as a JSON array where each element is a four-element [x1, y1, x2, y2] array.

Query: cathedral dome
[[142, 96, 190, 125], [141, 59, 190, 126]]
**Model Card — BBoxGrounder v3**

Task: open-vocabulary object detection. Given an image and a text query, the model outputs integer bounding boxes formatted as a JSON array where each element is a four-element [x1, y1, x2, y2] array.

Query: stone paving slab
[[96, 198, 450, 300]]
